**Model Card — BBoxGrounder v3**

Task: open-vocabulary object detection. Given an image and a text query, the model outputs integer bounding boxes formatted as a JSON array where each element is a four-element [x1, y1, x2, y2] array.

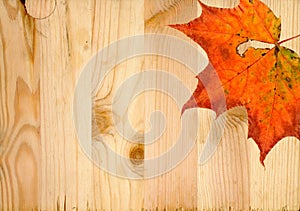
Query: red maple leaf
[[170, 0, 300, 165]]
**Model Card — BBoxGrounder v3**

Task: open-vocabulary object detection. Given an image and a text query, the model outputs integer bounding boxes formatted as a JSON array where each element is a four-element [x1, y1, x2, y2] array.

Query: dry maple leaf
[[170, 0, 300, 165]]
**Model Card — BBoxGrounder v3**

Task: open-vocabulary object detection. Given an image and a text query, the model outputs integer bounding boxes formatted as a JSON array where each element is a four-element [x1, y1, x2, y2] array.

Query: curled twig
[[20, 0, 57, 20]]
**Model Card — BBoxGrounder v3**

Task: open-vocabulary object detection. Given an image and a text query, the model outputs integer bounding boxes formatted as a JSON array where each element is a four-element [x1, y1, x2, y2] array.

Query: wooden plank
[[0, 0, 299, 210], [0, 1, 40, 210], [144, 0, 200, 209], [90, 0, 145, 210]]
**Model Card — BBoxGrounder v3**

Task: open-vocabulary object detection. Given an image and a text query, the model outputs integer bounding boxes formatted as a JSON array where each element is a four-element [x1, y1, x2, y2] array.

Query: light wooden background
[[0, 0, 299, 210]]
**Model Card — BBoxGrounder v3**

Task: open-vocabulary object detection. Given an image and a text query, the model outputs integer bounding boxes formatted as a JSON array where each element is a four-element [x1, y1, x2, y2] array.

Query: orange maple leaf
[[170, 0, 300, 165]]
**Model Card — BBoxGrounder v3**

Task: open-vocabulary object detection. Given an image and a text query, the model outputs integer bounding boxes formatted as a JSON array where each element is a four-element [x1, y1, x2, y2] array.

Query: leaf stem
[[278, 34, 300, 45]]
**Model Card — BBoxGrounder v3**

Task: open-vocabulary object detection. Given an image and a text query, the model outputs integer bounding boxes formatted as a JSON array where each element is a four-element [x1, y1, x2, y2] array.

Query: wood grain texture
[[0, 0, 299, 210], [0, 1, 40, 210], [144, 0, 199, 209]]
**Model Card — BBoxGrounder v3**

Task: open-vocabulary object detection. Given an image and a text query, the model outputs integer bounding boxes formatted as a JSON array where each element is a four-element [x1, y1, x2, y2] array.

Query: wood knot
[[93, 105, 113, 135], [129, 144, 144, 165]]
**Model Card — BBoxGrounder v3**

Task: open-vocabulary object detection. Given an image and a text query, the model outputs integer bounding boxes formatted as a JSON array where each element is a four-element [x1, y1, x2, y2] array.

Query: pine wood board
[[0, 0, 299, 210]]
